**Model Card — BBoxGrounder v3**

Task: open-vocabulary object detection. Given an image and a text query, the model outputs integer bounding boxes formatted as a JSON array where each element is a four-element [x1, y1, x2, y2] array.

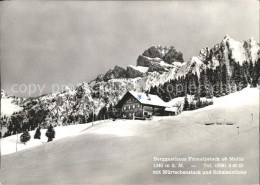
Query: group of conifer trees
[[19, 124, 55, 144], [2, 120, 55, 144], [1, 102, 117, 138], [150, 59, 260, 110]]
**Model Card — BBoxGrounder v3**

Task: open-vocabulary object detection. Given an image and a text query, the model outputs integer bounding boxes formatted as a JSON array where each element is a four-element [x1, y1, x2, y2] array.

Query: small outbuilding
[[164, 107, 181, 116]]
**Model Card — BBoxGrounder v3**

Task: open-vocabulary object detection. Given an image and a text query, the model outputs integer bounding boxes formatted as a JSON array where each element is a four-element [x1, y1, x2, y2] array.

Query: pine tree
[[233, 63, 242, 91], [252, 58, 260, 87], [183, 95, 189, 111], [98, 106, 107, 120], [249, 60, 254, 79], [20, 130, 31, 144], [10, 113, 23, 134], [157, 85, 163, 98], [176, 76, 186, 97], [162, 82, 171, 102], [149, 86, 156, 95], [230, 79, 237, 93], [256, 59, 260, 85], [45, 124, 55, 142], [166, 79, 176, 100], [241, 63, 249, 89], [189, 101, 196, 110], [78, 116, 83, 124], [184, 77, 189, 97], [34, 127, 41, 139], [194, 87, 200, 101], [243, 61, 251, 85], [252, 68, 258, 87], [196, 98, 202, 109], [187, 73, 199, 96], [221, 64, 231, 95], [206, 68, 214, 98], [199, 69, 207, 97], [107, 104, 113, 119], [214, 66, 222, 96], [87, 113, 94, 123], [3, 130, 11, 138]]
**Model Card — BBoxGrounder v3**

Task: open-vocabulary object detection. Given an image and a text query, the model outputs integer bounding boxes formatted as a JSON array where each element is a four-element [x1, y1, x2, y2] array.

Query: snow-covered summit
[[222, 36, 247, 64], [180, 35, 260, 78], [244, 37, 260, 63]]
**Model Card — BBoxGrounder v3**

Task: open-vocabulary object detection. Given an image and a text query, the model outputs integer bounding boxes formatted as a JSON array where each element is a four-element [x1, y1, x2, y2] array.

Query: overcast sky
[[1, 0, 259, 97]]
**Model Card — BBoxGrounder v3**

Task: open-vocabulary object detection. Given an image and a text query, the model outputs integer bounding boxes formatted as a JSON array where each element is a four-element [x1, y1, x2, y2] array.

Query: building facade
[[115, 91, 174, 119]]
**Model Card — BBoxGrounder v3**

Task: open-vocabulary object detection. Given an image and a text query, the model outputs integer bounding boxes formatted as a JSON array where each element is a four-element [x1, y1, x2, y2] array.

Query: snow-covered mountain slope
[[223, 35, 247, 65], [173, 56, 205, 79], [1, 36, 259, 132], [1, 87, 258, 185], [1, 90, 23, 117], [1, 99, 23, 117]]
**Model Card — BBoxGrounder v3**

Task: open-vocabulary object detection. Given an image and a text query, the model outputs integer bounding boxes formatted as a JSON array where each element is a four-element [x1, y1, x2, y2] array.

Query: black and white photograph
[[0, 0, 259, 184]]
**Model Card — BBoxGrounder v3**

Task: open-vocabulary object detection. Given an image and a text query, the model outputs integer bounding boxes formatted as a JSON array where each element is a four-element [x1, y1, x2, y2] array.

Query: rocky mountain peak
[[102, 65, 127, 82], [223, 34, 231, 41], [141, 45, 184, 64], [142, 45, 165, 59]]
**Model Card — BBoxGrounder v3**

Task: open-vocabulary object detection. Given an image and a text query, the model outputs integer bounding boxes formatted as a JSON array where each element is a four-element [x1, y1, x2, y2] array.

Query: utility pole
[[92, 106, 94, 126], [251, 114, 253, 121], [16, 132, 18, 152], [237, 126, 239, 135]]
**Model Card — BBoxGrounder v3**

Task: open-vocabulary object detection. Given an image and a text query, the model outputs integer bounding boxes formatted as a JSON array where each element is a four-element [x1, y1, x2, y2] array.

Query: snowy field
[[1, 121, 107, 156], [0, 87, 259, 185]]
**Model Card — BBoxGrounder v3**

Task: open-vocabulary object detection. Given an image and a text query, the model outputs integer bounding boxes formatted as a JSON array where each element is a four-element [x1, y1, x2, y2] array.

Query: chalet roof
[[129, 91, 169, 107], [116, 91, 169, 108]]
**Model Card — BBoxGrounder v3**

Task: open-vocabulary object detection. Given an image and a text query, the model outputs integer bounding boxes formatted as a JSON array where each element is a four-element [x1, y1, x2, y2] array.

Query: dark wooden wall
[[121, 96, 143, 118]]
